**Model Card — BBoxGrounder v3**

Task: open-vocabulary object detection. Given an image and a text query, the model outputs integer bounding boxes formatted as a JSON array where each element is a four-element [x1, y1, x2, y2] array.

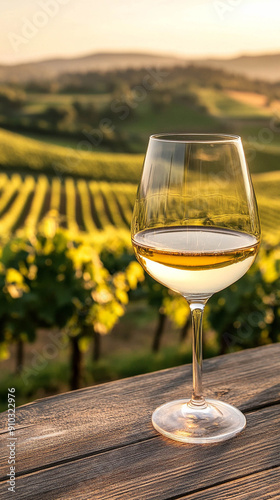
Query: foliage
[[0, 343, 195, 412], [38, 106, 70, 129], [162, 291, 189, 328], [27, 65, 280, 100], [72, 100, 99, 125], [207, 242, 280, 353], [0, 362, 70, 412], [0, 86, 26, 112], [98, 234, 189, 328], [0, 213, 144, 368], [0, 62, 279, 387], [4, 63, 280, 155]]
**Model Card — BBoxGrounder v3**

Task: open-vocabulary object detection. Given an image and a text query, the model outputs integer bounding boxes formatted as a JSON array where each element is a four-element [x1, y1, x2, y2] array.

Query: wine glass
[[131, 134, 260, 444]]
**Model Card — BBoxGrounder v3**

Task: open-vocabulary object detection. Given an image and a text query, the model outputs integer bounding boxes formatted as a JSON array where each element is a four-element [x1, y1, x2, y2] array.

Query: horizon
[[1, 48, 280, 67], [1, 0, 279, 65]]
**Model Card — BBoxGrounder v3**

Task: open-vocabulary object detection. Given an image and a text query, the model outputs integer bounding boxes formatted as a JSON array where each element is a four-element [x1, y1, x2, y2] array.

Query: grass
[[1, 342, 221, 412], [247, 145, 280, 174], [0, 128, 143, 182], [86, 344, 193, 383], [194, 87, 272, 119], [14, 131, 112, 151], [236, 123, 280, 148], [117, 100, 221, 136], [253, 171, 280, 240], [0, 294, 219, 412], [0, 125, 279, 189], [0, 361, 70, 412], [5, 85, 280, 158], [0, 127, 279, 238], [0, 84, 279, 412]]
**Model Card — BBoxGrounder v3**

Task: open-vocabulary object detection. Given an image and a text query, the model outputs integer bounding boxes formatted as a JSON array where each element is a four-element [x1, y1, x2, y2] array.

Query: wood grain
[[0, 344, 279, 479], [179, 467, 280, 500], [0, 405, 279, 500], [0, 344, 279, 500]]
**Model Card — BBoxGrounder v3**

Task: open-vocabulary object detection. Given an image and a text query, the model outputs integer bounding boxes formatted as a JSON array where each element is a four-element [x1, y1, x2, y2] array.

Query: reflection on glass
[[132, 134, 260, 444]]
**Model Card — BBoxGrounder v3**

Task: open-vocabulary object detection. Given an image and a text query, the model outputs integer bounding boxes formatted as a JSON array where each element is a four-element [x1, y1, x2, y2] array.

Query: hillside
[[0, 51, 280, 83], [192, 53, 280, 82], [0, 128, 278, 240], [1, 127, 279, 181], [0, 129, 143, 182], [0, 52, 186, 83], [0, 169, 277, 239]]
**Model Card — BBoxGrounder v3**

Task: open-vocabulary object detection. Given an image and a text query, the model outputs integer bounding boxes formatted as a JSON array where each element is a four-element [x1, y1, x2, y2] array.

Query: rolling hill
[[1, 127, 279, 181], [0, 169, 277, 240], [192, 53, 280, 83], [0, 128, 278, 240], [0, 52, 186, 83], [0, 51, 280, 83], [0, 129, 143, 182]]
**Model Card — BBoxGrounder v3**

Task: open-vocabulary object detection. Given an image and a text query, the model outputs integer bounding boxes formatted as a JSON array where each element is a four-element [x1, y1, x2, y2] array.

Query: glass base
[[152, 398, 246, 444]]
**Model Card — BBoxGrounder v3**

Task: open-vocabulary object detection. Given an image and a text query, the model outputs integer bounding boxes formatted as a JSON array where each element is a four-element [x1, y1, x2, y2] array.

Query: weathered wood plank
[[0, 344, 279, 478], [179, 467, 280, 500], [0, 405, 279, 500]]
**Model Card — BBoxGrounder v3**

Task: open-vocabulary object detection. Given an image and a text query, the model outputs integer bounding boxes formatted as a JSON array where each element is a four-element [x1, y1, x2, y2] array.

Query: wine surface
[[132, 226, 259, 295]]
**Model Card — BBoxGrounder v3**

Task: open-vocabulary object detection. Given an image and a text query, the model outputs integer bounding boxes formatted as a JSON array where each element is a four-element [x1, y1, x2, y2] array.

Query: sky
[[0, 0, 279, 64]]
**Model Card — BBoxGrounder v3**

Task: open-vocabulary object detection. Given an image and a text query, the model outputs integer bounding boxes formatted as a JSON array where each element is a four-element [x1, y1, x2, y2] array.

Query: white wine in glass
[[131, 134, 260, 444]]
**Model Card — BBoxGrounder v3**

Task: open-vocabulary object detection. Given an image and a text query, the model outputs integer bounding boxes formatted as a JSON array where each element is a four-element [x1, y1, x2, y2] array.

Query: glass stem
[[186, 298, 209, 408]]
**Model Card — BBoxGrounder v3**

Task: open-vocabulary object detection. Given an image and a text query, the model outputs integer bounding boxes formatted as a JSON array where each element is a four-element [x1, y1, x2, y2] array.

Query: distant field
[[0, 126, 279, 240], [0, 128, 143, 182], [0, 170, 277, 239], [194, 87, 272, 119], [17, 132, 92, 150], [117, 100, 220, 135], [24, 92, 110, 114], [225, 90, 280, 112], [5, 85, 280, 156], [1, 126, 280, 182], [253, 171, 280, 240], [23, 88, 279, 122]]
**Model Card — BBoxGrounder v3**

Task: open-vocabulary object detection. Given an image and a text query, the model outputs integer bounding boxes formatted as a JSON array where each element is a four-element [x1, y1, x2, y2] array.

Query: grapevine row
[[0, 174, 137, 236], [0, 173, 278, 238]]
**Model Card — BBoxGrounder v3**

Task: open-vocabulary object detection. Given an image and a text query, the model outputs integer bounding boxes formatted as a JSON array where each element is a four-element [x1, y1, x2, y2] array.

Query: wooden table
[[0, 343, 280, 499]]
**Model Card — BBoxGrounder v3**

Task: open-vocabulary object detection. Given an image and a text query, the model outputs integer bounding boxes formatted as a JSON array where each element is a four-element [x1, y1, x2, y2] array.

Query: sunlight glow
[[0, 0, 279, 64]]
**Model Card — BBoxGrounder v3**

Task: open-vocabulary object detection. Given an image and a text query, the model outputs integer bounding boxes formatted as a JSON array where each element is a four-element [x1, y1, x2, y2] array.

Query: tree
[[72, 101, 99, 125], [0, 86, 26, 113], [40, 106, 69, 129]]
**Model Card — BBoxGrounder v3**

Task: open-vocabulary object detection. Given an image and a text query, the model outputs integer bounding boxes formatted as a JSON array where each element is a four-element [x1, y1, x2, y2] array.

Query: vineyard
[[0, 173, 137, 235], [0, 171, 278, 239], [0, 128, 143, 182], [0, 128, 279, 240], [1, 62, 280, 410]]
